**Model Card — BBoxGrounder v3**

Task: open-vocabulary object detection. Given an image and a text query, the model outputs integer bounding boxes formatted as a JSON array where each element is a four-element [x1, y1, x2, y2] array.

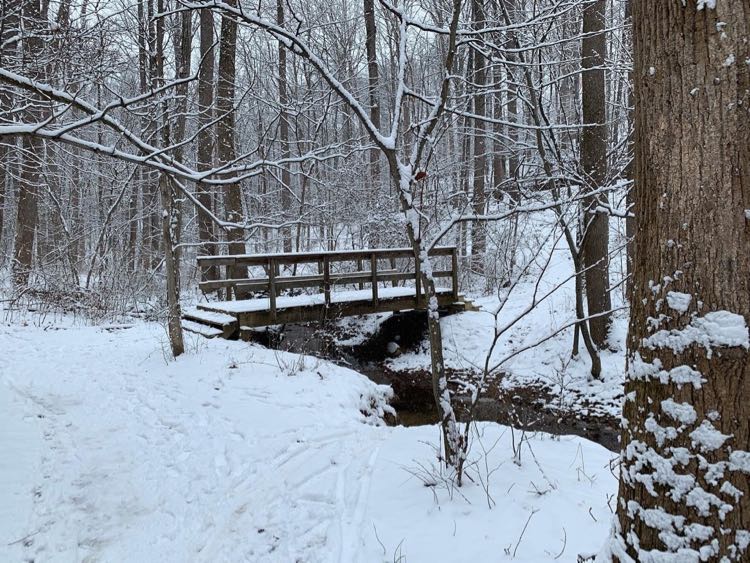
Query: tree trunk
[[160, 173, 184, 357], [0, 0, 19, 250], [624, 0, 634, 300], [217, 0, 246, 293], [12, 0, 45, 287], [612, 3, 750, 561], [364, 0, 380, 183], [470, 0, 487, 274], [277, 0, 292, 254], [156, 7, 192, 358], [580, 0, 612, 348], [197, 8, 217, 283], [491, 62, 505, 201]]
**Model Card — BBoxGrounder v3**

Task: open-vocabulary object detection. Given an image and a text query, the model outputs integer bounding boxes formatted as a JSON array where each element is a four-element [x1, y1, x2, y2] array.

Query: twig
[[554, 528, 567, 560], [513, 508, 540, 558]]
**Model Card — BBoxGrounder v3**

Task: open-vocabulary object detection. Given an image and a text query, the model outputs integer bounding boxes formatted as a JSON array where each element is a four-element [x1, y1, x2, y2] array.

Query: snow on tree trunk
[[610, 2, 750, 561]]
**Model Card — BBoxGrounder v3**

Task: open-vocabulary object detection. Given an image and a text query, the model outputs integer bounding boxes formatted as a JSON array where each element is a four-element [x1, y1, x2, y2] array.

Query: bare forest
[[1, 1, 747, 562]]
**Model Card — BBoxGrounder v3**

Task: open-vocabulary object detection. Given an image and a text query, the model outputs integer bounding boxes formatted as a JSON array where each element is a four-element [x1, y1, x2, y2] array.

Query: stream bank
[[245, 312, 620, 452]]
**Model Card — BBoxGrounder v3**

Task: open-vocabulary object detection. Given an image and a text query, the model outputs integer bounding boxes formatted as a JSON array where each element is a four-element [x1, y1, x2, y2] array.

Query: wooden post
[[268, 257, 277, 321], [273, 260, 280, 296], [357, 258, 364, 290], [451, 247, 459, 301], [415, 253, 422, 307], [323, 255, 331, 307], [371, 253, 379, 305]]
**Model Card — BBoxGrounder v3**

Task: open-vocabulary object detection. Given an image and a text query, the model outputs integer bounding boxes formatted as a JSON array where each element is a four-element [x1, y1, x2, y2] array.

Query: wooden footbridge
[[181, 246, 475, 340]]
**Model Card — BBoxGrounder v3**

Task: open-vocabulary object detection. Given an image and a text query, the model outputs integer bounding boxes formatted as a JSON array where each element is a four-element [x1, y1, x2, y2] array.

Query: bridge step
[[181, 307, 239, 339], [181, 319, 224, 338], [457, 294, 480, 312], [183, 307, 237, 327]]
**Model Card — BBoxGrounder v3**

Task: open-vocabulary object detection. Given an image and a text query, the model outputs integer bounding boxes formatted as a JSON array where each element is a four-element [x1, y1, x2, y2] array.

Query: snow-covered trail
[[1, 320, 617, 563], [0, 323, 391, 562]]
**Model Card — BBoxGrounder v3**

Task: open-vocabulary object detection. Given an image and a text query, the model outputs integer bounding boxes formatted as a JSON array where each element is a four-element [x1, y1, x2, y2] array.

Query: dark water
[[248, 316, 619, 452]]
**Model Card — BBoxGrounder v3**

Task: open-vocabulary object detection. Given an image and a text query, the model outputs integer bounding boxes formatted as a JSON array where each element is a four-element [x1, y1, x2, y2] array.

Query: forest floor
[[1, 316, 618, 563]]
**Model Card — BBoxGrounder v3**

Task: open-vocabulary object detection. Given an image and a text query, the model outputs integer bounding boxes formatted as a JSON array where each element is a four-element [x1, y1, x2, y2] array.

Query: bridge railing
[[196, 246, 459, 313]]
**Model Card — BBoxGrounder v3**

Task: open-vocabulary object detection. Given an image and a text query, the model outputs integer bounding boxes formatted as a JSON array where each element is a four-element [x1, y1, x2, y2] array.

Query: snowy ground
[[1, 318, 617, 562]]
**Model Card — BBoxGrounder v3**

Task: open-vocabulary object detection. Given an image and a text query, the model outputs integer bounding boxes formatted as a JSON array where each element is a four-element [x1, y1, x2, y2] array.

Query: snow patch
[[643, 310, 749, 354], [665, 292, 691, 313], [661, 399, 697, 426], [689, 420, 731, 453]]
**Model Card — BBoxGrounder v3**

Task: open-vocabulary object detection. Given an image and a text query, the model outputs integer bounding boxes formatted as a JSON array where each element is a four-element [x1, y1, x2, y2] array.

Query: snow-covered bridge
[[181, 246, 474, 339]]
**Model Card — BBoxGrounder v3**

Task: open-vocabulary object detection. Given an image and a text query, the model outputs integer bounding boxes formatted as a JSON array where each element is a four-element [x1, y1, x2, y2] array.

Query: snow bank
[[0, 320, 617, 562]]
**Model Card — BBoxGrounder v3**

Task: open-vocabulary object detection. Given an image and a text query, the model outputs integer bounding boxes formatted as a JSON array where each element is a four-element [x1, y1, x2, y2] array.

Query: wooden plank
[[181, 319, 223, 338], [235, 291, 457, 329], [198, 270, 407, 293], [197, 246, 457, 267], [182, 308, 237, 327]]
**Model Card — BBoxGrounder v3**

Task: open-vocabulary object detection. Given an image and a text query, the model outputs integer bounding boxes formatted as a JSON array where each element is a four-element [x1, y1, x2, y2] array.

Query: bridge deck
[[196, 287, 458, 332]]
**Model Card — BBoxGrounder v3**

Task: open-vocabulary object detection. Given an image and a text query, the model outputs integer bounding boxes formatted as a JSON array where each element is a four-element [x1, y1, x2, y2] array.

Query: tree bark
[[364, 0, 380, 182], [0, 0, 19, 249], [624, 0, 634, 300], [197, 8, 217, 284], [12, 0, 45, 287], [217, 0, 246, 292], [277, 0, 292, 253], [470, 0, 487, 274], [580, 0, 612, 348], [612, 2, 750, 560], [156, 7, 192, 358]]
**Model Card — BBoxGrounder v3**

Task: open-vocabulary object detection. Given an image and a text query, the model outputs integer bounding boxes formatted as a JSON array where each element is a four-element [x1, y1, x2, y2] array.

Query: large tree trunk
[[470, 0, 487, 274], [623, 0, 634, 300], [277, 0, 292, 254], [12, 0, 45, 287], [217, 0, 246, 292], [197, 8, 217, 284], [612, 3, 750, 561], [580, 0, 612, 348], [0, 0, 19, 253]]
